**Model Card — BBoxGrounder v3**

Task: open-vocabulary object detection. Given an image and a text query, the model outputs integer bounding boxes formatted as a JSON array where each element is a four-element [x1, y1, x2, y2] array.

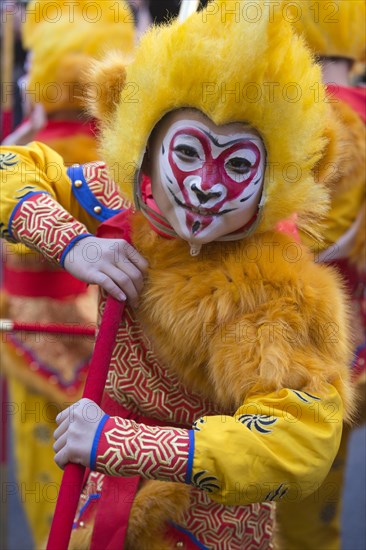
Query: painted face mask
[[149, 112, 266, 253]]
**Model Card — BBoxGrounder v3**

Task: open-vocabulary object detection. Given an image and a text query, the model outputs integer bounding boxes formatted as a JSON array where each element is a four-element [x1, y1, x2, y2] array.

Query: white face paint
[[149, 111, 266, 245]]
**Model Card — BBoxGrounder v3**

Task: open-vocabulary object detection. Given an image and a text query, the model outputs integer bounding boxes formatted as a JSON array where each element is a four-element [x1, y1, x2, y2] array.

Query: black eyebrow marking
[[200, 128, 251, 148], [162, 143, 165, 154]]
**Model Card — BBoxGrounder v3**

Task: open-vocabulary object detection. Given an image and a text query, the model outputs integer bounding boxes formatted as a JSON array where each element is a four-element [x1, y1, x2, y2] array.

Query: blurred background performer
[[0, 1, 135, 546], [1, 0, 15, 140], [2, 0, 135, 158], [277, 2, 366, 549], [0, 0, 28, 139]]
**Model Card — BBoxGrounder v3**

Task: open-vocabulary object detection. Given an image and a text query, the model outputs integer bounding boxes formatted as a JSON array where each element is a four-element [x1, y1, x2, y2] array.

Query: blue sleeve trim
[[67, 165, 123, 222], [89, 414, 110, 470], [185, 430, 195, 485], [8, 191, 50, 239], [169, 522, 209, 550], [59, 233, 94, 267]]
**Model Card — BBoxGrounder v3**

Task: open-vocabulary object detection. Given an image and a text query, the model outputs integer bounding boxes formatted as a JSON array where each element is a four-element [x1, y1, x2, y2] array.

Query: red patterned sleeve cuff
[[10, 192, 93, 265], [93, 416, 193, 484]]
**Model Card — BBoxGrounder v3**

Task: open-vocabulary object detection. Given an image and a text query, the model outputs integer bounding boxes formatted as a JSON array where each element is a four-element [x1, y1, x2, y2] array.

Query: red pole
[[0, 320, 96, 337], [46, 297, 124, 550]]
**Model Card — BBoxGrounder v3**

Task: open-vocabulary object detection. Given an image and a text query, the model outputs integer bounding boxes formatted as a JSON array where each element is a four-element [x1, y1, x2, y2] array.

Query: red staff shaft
[[0, 320, 96, 337], [46, 297, 125, 550]]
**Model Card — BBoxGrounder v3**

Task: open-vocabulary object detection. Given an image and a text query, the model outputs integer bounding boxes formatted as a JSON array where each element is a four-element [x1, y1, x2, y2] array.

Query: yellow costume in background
[[1, 0, 134, 546], [277, 2, 366, 549]]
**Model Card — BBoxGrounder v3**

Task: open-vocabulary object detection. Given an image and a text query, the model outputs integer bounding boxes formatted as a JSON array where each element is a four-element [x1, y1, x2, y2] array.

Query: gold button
[[79, 521, 85, 528], [74, 180, 83, 188], [176, 543, 184, 548], [93, 206, 102, 214]]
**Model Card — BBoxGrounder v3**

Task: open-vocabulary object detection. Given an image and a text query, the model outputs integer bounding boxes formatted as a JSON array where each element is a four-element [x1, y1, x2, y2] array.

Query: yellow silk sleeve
[[191, 386, 343, 506], [0, 142, 100, 236]]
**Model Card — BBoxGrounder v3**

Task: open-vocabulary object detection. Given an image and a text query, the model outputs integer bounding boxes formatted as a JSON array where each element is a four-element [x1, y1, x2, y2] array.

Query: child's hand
[[64, 236, 148, 307], [53, 398, 105, 470]]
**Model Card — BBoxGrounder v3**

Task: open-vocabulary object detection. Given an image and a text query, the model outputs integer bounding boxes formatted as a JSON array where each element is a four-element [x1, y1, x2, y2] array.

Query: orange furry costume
[[0, 1, 355, 548]]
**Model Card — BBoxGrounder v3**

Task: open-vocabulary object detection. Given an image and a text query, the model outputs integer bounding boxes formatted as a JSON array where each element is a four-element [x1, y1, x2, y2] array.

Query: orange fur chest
[[131, 214, 352, 412]]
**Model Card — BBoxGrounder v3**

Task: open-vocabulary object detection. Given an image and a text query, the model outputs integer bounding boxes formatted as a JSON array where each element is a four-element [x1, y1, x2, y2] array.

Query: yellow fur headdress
[[285, 0, 366, 61], [89, 0, 332, 239], [23, 0, 135, 113]]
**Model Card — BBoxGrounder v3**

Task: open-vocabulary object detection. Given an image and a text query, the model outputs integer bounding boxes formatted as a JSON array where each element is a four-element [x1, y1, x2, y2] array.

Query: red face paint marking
[[166, 127, 262, 234]]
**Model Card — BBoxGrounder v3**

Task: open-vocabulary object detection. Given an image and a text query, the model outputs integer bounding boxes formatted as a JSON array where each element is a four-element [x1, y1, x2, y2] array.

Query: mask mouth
[[134, 169, 266, 243], [169, 189, 237, 217]]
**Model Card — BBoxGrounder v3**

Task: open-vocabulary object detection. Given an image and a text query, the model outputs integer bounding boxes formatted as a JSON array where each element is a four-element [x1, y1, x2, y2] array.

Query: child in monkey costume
[[277, 2, 365, 549], [0, 1, 355, 548], [0, 1, 134, 546]]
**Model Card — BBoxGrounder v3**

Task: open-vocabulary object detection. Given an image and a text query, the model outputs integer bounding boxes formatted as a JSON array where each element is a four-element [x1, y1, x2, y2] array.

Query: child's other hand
[[53, 398, 105, 470], [63, 236, 148, 307]]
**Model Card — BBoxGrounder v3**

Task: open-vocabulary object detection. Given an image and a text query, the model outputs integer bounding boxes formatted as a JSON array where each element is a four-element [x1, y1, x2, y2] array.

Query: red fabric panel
[[1, 111, 13, 141], [327, 85, 366, 123], [91, 476, 140, 550], [34, 119, 97, 141], [2, 264, 88, 299], [96, 208, 133, 241]]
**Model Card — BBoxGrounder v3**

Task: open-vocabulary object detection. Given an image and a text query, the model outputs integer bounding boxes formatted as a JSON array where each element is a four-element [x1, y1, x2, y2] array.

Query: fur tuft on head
[[83, 52, 130, 122]]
